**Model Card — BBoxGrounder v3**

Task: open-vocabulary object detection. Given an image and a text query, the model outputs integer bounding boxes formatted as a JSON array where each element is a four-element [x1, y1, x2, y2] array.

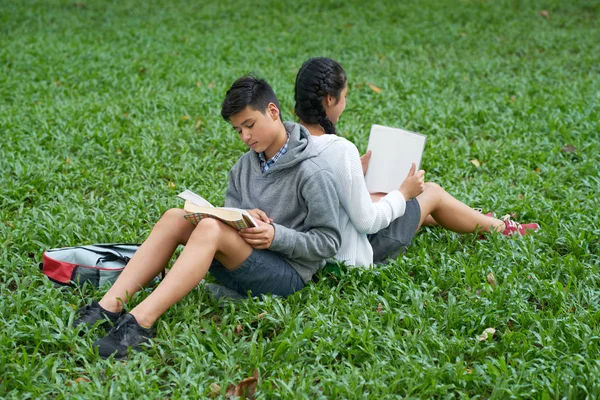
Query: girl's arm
[[335, 139, 407, 234]]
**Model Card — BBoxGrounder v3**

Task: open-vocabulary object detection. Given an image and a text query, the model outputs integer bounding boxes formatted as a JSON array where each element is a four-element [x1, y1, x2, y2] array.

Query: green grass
[[1, 0, 599, 397]]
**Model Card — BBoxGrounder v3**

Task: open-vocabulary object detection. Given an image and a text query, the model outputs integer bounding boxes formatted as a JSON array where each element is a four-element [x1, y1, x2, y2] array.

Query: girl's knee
[[424, 181, 442, 193]]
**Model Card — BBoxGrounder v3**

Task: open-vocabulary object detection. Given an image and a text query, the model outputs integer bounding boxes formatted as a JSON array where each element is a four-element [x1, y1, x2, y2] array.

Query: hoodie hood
[[248, 121, 318, 176]]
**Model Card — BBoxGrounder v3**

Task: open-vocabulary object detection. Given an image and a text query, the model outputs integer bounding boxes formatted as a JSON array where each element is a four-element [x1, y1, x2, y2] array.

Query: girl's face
[[323, 84, 348, 125]]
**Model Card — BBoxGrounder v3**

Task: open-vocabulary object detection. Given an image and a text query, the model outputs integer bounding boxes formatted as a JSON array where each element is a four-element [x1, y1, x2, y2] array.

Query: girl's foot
[[501, 218, 540, 236]]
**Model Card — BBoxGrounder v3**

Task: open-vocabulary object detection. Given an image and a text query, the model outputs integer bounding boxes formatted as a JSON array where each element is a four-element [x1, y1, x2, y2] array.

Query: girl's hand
[[239, 220, 275, 249], [398, 163, 425, 200], [360, 150, 372, 176]]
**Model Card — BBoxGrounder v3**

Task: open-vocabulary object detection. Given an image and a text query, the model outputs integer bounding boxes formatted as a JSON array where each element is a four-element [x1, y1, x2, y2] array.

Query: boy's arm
[[269, 169, 341, 261], [224, 168, 243, 209]]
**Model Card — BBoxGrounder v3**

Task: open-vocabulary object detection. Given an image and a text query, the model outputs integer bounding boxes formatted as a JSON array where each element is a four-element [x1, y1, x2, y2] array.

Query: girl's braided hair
[[294, 57, 347, 135]]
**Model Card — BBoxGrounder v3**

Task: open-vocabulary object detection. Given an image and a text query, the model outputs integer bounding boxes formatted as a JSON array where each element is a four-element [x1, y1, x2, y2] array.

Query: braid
[[294, 57, 347, 135]]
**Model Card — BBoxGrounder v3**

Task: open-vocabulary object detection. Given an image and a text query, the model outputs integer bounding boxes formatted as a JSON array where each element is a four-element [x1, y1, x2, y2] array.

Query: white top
[[312, 135, 407, 267]]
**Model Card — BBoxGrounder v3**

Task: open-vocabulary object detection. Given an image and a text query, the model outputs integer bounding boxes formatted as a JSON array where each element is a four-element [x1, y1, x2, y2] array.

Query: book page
[[364, 124, 426, 193], [177, 190, 214, 207]]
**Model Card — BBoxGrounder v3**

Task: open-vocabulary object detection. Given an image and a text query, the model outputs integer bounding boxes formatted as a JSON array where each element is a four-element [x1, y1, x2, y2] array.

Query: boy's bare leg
[[416, 182, 505, 233], [98, 209, 195, 313], [128, 218, 253, 328]]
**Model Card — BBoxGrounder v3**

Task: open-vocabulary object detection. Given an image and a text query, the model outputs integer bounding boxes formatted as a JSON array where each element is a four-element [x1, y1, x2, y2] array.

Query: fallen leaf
[[209, 383, 220, 398], [465, 368, 473, 374], [368, 83, 382, 93], [470, 159, 481, 168], [235, 324, 243, 335], [181, 115, 190, 121], [195, 81, 202, 87], [376, 303, 384, 314], [208, 82, 215, 89], [535, 167, 541, 173], [487, 272, 497, 289], [123, 113, 129, 117], [67, 376, 90, 386], [168, 181, 176, 189], [225, 370, 259, 399], [116, 148, 122, 154], [539, 10, 550, 20], [257, 312, 267, 319], [478, 327, 496, 341], [560, 144, 577, 153]]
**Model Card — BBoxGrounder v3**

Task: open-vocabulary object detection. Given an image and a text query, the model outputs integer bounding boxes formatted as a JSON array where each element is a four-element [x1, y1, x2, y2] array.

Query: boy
[[74, 76, 341, 359]]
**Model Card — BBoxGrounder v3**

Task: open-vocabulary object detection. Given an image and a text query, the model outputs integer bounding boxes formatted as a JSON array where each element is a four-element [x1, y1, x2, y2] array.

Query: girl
[[294, 57, 539, 267]]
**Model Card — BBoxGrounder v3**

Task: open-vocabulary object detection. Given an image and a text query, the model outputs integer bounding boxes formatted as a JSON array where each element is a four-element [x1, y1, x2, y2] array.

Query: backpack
[[40, 244, 141, 287]]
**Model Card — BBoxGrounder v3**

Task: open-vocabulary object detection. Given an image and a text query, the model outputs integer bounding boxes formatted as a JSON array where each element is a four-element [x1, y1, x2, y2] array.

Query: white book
[[364, 124, 427, 193], [177, 189, 214, 208]]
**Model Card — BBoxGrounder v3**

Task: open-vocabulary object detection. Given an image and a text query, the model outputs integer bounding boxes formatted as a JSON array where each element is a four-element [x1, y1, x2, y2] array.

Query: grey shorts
[[209, 249, 305, 298], [368, 198, 421, 264]]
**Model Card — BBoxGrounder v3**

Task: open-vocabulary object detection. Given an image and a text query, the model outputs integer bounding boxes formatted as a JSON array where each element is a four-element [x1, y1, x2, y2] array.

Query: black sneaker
[[92, 313, 154, 359], [73, 301, 124, 334]]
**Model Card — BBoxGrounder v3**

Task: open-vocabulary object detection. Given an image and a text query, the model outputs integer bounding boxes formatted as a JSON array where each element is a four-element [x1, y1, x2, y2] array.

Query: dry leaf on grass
[[257, 312, 268, 319], [478, 327, 496, 341], [561, 144, 577, 153], [487, 272, 497, 289], [368, 83, 382, 93], [67, 377, 90, 386], [539, 10, 550, 20], [225, 369, 259, 399], [376, 303, 384, 314], [470, 159, 481, 168]]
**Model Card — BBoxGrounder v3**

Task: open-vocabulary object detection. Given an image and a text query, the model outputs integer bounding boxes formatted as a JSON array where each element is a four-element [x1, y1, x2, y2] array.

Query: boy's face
[[230, 103, 284, 157]]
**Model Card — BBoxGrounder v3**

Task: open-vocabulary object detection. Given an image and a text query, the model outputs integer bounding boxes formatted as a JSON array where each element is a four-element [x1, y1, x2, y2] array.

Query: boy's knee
[[162, 208, 188, 221], [189, 218, 226, 240]]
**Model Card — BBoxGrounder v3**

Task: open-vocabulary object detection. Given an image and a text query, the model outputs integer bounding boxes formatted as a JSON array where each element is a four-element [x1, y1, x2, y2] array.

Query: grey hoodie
[[224, 121, 341, 282]]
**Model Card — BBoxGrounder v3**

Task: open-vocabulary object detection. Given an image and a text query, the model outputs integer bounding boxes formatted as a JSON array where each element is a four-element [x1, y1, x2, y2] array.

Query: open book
[[364, 124, 426, 193], [177, 190, 258, 230]]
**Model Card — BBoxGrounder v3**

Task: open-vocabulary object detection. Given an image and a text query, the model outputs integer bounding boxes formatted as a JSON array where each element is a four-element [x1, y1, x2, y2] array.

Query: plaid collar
[[259, 135, 290, 173]]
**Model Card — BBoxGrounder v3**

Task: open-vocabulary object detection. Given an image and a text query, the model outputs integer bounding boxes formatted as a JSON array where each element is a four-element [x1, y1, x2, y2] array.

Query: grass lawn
[[1, 0, 599, 397]]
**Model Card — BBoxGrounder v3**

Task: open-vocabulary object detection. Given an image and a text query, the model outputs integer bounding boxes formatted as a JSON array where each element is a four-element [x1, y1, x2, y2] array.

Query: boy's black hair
[[294, 57, 347, 135], [221, 75, 281, 121]]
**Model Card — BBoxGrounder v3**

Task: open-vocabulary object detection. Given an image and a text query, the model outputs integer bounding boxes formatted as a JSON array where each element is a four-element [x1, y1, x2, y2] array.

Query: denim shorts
[[368, 198, 421, 264], [208, 249, 305, 298]]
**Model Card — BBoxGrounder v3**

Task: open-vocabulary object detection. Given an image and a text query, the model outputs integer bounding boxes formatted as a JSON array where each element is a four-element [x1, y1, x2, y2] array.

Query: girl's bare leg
[[416, 182, 505, 233], [98, 208, 195, 313]]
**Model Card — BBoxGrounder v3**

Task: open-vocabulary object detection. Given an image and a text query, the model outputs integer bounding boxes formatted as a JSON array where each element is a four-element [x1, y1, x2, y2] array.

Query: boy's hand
[[239, 220, 275, 249], [398, 163, 425, 200], [247, 208, 273, 223], [360, 150, 372, 176]]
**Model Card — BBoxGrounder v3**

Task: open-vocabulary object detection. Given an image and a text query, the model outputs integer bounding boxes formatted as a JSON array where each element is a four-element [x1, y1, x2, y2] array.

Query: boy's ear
[[267, 102, 280, 121]]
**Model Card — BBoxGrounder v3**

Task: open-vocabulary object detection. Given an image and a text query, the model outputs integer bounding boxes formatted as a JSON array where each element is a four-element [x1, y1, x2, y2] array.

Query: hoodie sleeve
[[269, 169, 341, 262], [336, 140, 406, 234], [224, 164, 243, 209]]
